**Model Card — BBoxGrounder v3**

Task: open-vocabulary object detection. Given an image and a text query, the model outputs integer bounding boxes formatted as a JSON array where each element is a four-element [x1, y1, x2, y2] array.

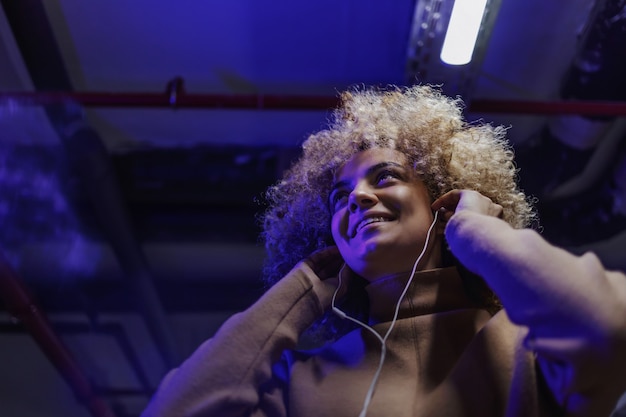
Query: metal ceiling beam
[[1, 0, 180, 373]]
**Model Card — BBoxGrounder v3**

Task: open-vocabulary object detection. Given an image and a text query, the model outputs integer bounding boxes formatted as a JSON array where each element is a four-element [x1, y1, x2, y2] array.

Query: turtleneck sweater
[[366, 267, 479, 322], [286, 267, 551, 417], [141, 265, 556, 417], [142, 214, 626, 417]]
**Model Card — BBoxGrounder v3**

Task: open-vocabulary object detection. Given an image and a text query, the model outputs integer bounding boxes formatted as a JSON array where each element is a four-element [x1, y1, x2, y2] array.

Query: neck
[[362, 235, 444, 283], [365, 267, 478, 324]]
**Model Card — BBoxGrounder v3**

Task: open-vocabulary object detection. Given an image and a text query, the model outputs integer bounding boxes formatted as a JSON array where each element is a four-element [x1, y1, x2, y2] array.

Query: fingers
[[432, 189, 503, 219], [303, 246, 344, 280], [432, 190, 462, 222], [432, 189, 462, 212]]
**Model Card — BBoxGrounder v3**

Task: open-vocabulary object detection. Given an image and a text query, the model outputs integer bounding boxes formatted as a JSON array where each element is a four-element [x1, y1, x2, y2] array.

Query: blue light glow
[[0, 106, 99, 279]]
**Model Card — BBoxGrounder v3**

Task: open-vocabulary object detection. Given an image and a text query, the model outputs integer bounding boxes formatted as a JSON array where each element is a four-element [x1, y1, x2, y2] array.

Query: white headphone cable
[[331, 210, 439, 417]]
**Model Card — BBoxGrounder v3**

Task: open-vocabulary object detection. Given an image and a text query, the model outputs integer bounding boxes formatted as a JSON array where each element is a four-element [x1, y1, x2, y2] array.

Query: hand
[[303, 246, 344, 280], [302, 246, 351, 301], [431, 189, 503, 222]]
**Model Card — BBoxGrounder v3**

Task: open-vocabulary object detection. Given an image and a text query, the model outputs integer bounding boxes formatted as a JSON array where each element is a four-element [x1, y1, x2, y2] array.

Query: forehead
[[335, 148, 408, 180]]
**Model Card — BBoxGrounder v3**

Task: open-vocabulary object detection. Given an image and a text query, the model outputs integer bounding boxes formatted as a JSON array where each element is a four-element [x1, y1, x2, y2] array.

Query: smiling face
[[329, 148, 442, 281]]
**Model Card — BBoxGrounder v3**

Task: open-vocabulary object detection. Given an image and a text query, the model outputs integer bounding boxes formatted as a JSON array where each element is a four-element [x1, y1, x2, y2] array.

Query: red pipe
[[0, 90, 340, 110], [468, 99, 626, 116], [0, 252, 117, 417], [2, 90, 626, 116]]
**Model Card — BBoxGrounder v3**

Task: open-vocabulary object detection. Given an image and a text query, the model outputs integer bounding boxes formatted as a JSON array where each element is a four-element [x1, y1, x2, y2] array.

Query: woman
[[142, 85, 626, 417]]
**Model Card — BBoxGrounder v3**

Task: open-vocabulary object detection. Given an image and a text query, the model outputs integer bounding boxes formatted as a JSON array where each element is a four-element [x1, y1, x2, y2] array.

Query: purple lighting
[[0, 123, 99, 279]]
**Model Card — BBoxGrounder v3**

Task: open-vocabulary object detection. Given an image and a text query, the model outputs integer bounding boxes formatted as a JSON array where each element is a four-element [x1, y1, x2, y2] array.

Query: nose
[[348, 186, 378, 212]]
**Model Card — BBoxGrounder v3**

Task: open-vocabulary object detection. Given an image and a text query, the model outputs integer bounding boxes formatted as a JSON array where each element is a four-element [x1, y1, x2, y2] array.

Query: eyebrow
[[330, 161, 405, 195]]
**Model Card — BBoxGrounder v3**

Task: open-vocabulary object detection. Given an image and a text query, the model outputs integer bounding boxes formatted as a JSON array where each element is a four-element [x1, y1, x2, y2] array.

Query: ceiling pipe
[[0, 251, 117, 417], [3, 88, 626, 116], [0, 89, 338, 110], [468, 99, 626, 116]]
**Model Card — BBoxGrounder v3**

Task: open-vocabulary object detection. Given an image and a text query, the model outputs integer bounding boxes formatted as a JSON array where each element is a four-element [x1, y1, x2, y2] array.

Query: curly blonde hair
[[261, 85, 535, 290]]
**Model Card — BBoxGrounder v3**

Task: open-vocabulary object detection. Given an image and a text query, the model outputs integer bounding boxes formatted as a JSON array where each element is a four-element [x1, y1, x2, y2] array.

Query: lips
[[352, 214, 395, 237]]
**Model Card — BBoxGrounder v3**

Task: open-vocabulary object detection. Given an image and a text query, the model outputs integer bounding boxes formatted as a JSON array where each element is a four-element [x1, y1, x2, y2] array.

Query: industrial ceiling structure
[[1, 1, 625, 416]]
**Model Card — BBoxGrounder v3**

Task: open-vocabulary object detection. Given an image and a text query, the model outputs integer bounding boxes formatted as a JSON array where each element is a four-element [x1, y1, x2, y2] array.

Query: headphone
[[331, 210, 440, 417]]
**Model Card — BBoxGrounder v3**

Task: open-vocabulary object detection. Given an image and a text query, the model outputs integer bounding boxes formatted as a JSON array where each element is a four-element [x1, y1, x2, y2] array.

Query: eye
[[375, 169, 400, 184], [329, 189, 349, 213]]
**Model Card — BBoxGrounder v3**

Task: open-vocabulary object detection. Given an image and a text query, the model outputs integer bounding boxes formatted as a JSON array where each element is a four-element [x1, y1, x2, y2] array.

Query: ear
[[437, 219, 447, 236], [434, 210, 446, 236]]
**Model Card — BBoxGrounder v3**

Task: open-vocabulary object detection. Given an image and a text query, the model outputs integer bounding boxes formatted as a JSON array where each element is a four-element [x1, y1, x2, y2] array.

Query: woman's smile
[[352, 213, 396, 237], [330, 148, 441, 281]]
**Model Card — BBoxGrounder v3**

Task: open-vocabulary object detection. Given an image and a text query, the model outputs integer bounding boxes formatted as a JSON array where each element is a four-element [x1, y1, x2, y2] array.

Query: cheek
[[330, 212, 347, 243]]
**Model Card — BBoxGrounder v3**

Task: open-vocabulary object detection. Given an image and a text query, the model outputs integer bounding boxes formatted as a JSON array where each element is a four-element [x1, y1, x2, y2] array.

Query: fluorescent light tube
[[440, 0, 489, 65]]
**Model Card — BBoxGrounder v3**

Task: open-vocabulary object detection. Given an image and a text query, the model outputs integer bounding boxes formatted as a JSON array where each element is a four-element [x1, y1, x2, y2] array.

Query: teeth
[[356, 217, 389, 233]]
